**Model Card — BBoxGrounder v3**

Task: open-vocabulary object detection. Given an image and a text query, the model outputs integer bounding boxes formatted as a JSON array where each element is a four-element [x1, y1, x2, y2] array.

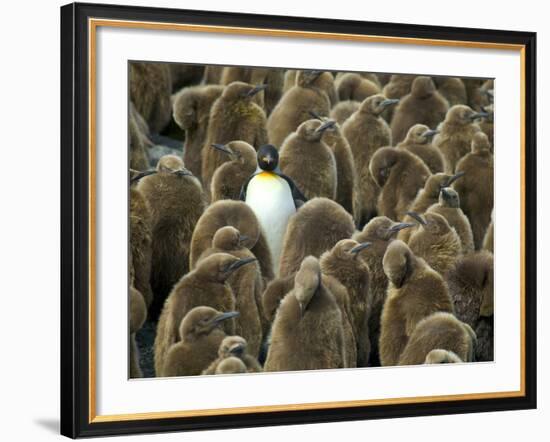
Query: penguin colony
[[128, 62, 495, 378]]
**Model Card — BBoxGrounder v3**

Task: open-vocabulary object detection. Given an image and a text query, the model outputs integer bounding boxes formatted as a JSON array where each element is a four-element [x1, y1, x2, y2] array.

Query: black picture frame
[[60, 2, 537, 438]]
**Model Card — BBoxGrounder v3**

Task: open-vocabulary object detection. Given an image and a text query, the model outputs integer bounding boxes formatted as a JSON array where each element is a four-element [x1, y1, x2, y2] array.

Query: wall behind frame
[[0, 0, 545, 441]]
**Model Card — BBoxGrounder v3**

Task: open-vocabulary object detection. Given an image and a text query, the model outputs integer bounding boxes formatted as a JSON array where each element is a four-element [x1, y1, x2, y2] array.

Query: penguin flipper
[[278, 173, 308, 204], [239, 174, 255, 201]]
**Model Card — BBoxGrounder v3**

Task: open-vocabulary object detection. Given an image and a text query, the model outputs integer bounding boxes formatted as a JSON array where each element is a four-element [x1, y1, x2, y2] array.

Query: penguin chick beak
[[388, 222, 416, 234], [308, 110, 324, 121], [211, 143, 234, 157], [238, 235, 250, 245], [406, 211, 427, 226], [447, 171, 465, 186], [225, 257, 257, 274], [350, 242, 372, 256], [172, 168, 193, 177], [245, 84, 268, 97], [422, 129, 439, 140], [469, 111, 489, 121], [380, 98, 399, 109], [316, 120, 337, 133], [210, 311, 240, 326], [229, 343, 246, 356], [130, 169, 157, 184]]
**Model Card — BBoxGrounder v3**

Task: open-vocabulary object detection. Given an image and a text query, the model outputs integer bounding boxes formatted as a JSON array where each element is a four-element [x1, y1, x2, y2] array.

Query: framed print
[[60, 2, 537, 438]]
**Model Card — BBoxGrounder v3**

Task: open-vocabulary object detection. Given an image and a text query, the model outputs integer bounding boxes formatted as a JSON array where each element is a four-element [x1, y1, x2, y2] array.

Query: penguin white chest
[[245, 172, 296, 275]]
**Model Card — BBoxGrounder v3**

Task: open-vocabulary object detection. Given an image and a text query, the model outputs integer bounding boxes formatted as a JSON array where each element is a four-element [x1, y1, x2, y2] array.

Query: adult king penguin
[[241, 144, 307, 276]]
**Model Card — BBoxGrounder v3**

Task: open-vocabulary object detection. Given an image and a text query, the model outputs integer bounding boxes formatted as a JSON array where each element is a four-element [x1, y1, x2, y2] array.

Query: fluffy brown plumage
[[370, 147, 431, 221], [342, 95, 398, 226], [169, 64, 203, 91], [136, 155, 207, 318], [202, 336, 262, 374], [391, 76, 449, 144], [433, 76, 467, 106], [381, 74, 416, 122], [398, 312, 476, 365], [129, 102, 151, 171], [336, 73, 380, 102], [210, 141, 257, 202], [330, 100, 360, 125], [452, 131, 494, 249], [172, 84, 224, 178], [279, 119, 337, 200], [279, 198, 355, 277], [483, 210, 494, 253], [379, 240, 454, 366], [202, 65, 224, 84], [264, 256, 346, 371], [424, 349, 463, 364], [397, 124, 444, 174], [129, 286, 147, 378]]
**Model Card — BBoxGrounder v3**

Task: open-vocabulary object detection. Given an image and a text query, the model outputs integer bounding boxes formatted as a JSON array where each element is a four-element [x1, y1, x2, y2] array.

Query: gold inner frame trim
[[87, 18, 527, 423]]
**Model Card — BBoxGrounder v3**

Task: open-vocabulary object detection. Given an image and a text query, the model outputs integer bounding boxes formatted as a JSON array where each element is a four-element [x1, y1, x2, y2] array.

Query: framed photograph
[[60, 2, 537, 438]]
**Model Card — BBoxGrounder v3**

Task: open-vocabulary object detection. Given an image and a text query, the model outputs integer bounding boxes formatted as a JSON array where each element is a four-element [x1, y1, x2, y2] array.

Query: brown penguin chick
[[267, 70, 331, 147], [282, 69, 297, 95], [154, 253, 254, 374], [320, 239, 372, 367], [136, 155, 207, 318], [129, 286, 147, 378], [202, 65, 224, 84], [475, 312, 494, 362], [482, 210, 494, 253], [278, 197, 355, 277], [353, 217, 415, 366], [129, 185, 153, 307], [330, 100, 360, 125], [424, 349, 463, 364], [189, 200, 274, 283], [198, 226, 264, 357], [264, 256, 346, 371], [342, 94, 398, 226], [379, 240, 454, 366], [201, 81, 268, 192], [214, 356, 247, 374], [336, 73, 380, 102], [160, 307, 238, 377], [396, 124, 445, 174], [370, 147, 431, 222], [279, 119, 337, 200], [381, 74, 416, 122], [172, 84, 224, 178], [168, 64, 204, 92], [398, 312, 476, 365], [202, 336, 262, 374], [262, 273, 296, 323], [129, 62, 172, 133], [462, 78, 486, 110], [390, 76, 449, 144], [479, 104, 494, 147], [453, 131, 494, 249], [426, 187, 475, 253], [129, 102, 151, 171], [210, 141, 257, 201], [407, 212, 463, 277], [433, 104, 485, 173], [433, 76, 468, 106]]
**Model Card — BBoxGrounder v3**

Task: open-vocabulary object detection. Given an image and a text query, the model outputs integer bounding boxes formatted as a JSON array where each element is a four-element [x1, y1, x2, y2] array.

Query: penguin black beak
[[225, 257, 257, 274], [130, 169, 157, 184], [210, 311, 240, 326], [172, 168, 193, 177], [308, 110, 324, 121], [238, 235, 250, 245], [388, 222, 416, 234], [246, 84, 268, 97], [211, 143, 234, 157], [308, 70, 323, 80], [422, 129, 439, 140], [350, 242, 372, 255], [380, 98, 399, 108], [406, 211, 427, 226], [316, 120, 336, 133], [469, 111, 489, 121], [229, 343, 246, 356], [447, 171, 465, 186]]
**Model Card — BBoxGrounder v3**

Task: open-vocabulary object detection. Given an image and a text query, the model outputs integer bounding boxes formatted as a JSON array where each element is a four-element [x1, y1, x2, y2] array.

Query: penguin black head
[[257, 144, 279, 171]]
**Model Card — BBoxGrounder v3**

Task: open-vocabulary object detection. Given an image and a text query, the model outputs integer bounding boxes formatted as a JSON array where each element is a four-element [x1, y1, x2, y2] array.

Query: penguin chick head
[[296, 119, 335, 142], [361, 94, 399, 116], [156, 155, 193, 178], [445, 104, 488, 126], [196, 253, 257, 283], [215, 356, 247, 374], [212, 226, 250, 251], [423, 172, 464, 198], [471, 131, 491, 153], [320, 239, 371, 281], [294, 256, 322, 313], [172, 88, 198, 130], [296, 70, 324, 88], [408, 211, 453, 237], [331, 239, 372, 261], [218, 335, 248, 358], [383, 240, 415, 288], [411, 76, 436, 98], [211, 141, 257, 166], [424, 349, 463, 364], [369, 147, 399, 188], [179, 306, 239, 340], [257, 144, 279, 171], [404, 124, 439, 145], [223, 81, 267, 101], [439, 187, 460, 208]]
